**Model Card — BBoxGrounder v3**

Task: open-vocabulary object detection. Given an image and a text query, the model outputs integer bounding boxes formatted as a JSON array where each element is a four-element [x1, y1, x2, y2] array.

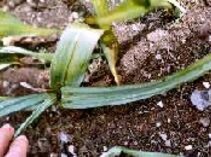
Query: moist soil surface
[[1, 0, 211, 156]]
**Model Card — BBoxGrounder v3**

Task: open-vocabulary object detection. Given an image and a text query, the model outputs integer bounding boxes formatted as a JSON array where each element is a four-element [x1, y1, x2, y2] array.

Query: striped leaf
[[62, 53, 211, 109], [50, 23, 104, 89], [15, 93, 57, 137], [0, 93, 49, 117]]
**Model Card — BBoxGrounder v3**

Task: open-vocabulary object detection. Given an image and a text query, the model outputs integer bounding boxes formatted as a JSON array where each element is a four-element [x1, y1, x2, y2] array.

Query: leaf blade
[[0, 10, 58, 39], [62, 53, 211, 109], [50, 23, 104, 89], [0, 94, 48, 117], [15, 93, 57, 137]]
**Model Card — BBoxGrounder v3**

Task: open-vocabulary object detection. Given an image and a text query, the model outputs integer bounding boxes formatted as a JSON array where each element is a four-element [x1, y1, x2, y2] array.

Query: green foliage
[[0, 46, 53, 64], [0, 10, 58, 39], [15, 93, 56, 137], [62, 53, 211, 109], [0, 0, 188, 140], [101, 146, 181, 157], [90, 0, 172, 27], [50, 23, 104, 89], [0, 94, 49, 117]]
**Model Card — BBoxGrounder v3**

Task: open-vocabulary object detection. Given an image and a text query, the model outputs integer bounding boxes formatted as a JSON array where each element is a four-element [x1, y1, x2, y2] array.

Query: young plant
[[0, 1, 205, 156]]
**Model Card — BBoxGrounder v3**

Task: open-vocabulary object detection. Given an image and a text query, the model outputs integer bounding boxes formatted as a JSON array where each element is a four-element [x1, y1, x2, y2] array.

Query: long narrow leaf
[[101, 146, 181, 157], [50, 23, 104, 89], [15, 93, 57, 137], [0, 94, 48, 117], [0, 10, 58, 39], [101, 32, 120, 84], [0, 46, 53, 64], [93, 0, 171, 27], [62, 53, 211, 109]]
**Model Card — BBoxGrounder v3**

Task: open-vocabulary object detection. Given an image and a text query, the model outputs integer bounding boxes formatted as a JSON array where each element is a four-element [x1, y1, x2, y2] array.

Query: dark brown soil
[[1, 0, 211, 157]]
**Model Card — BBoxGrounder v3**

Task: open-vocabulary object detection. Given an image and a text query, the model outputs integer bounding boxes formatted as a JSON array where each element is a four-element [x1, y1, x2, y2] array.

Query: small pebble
[[165, 140, 171, 147], [157, 101, 164, 108], [190, 89, 211, 111], [159, 133, 168, 141], [156, 122, 162, 127], [199, 117, 210, 127], [203, 82, 210, 89], [184, 145, 193, 151]]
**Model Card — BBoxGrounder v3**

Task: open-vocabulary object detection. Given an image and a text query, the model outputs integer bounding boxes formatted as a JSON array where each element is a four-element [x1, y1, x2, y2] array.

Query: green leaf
[[0, 94, 48, 117], [91, 0, 109, 16], [50, 23, 104, 89], [0, 46, 53, 64], [93, 0, 172, 27], [101, 31, 120, 84], [62, 53, 211, 109], [15, 93, 57, 137], [0, 10, 58, 39], [90, 0, 120, 84], [101, 146, 181, 157]]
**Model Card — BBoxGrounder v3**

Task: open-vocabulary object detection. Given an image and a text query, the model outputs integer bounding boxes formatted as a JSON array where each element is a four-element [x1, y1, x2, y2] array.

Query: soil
[[0, 0, 211, 157]]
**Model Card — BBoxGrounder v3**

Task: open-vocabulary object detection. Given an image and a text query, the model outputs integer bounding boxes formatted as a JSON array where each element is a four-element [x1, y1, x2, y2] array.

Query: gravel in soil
[[0, 0, 211, 157]]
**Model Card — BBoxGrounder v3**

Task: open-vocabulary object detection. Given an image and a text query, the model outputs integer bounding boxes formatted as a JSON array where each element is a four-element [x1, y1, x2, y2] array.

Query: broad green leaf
[[0, 10, 58, 39], [0, 93, 49, 117], [15, 93, 57, 137], [62, 53, 211, 109], [0, 46, 53, 64], [93, 0, 172, 27], [101, 146, 181, 157], [50, 23, 104, 89]]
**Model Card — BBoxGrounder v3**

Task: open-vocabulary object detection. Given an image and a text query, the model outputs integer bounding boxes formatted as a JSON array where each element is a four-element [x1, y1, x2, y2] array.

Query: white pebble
[[157, 101, 164, 108], [184, 145, 193, 151], [156, 122, 162, 127], [203, 82, 210, 89], [159, 133, 167, 141]]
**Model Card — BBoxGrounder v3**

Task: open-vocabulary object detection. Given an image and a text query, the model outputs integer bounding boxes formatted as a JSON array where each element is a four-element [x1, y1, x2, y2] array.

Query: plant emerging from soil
[[0, 0, 200, 156]]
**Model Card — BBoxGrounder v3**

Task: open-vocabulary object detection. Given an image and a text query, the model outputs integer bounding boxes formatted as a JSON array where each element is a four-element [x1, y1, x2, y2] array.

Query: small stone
[[159, 133, 168, 141], [59, 132, 72, 145], [156, 122, 162, 127], [203, 82, 210, 89], [199, 117, 210, 127], [68, 145, 77, 157], [208, 133, 211, 139], [190, 89, 211, 111], [165, 140, 171, 147], [184, 145, 193, 151], [157, 101, 164, 108], [155, 54, 162, 60], [103, 146, 108, 152]]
